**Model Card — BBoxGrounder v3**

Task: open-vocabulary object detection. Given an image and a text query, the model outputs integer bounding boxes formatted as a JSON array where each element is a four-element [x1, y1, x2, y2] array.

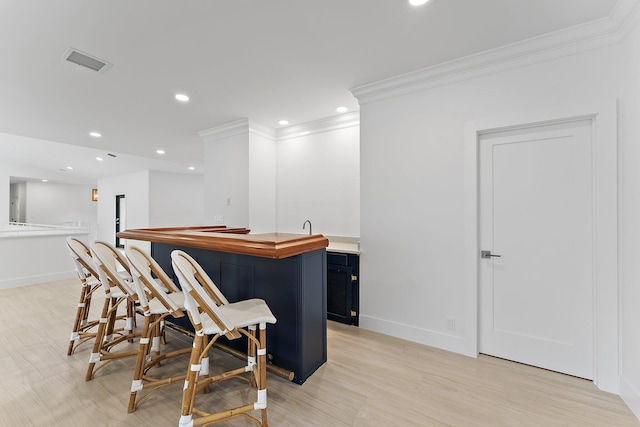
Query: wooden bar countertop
[[117, 226, 329, 259]]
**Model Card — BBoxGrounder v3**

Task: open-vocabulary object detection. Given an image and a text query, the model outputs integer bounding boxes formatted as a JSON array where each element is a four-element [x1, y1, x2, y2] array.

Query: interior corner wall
[[97, 170, 150, 246], [249, 132, 276, 233], [619, 20, 640, 418], [276, 126, 360, 237], [358, 44, 621, 357], [149, 171, 205, 227], [203, 133, 249, 228]]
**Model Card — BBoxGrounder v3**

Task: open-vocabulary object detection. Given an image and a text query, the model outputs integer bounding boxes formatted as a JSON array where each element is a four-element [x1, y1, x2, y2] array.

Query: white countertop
[[326, 236, 360, 255]]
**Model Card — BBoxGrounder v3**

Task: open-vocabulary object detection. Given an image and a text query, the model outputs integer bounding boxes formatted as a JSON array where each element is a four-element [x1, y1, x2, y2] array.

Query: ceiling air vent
[[62, 47, 112, 73]]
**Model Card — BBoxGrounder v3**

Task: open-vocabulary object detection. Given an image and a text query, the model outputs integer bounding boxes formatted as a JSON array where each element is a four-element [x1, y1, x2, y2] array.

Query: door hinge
[[350, 310, 357, 317], [351, 275, 358, 281]]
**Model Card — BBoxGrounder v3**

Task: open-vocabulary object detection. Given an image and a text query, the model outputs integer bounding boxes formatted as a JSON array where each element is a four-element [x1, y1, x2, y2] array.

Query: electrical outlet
[[214, 215, 224, 224], [446, 316, 456, 331]]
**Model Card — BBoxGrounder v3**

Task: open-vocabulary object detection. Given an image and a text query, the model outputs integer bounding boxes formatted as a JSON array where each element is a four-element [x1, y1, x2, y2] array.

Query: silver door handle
[[481, 250, 501, 258]]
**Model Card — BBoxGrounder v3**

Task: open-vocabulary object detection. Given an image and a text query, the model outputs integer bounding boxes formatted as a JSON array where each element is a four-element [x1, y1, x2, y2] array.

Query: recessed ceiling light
[[156, 149, 165, 155], [41, 179, 48, 182], [188, 166, 195, 170], [66, 166, 73, 170], [90, 131, 102, 138], [96, 157, 103, 161], [278, 120, 289, 126], [336, 106, 348, 113], [409, 0, 429, 5], [175, 93, 189, 102]]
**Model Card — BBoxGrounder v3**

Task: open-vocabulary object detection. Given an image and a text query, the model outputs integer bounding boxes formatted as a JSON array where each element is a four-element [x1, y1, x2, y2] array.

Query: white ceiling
[[0, 0, 620, 184]]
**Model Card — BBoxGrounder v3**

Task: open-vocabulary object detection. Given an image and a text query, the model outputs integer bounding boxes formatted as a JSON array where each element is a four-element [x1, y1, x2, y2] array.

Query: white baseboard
[[596, 373, 620, 395], [0, 270, 76, 290], [359, 314, 474, 357], [621, 377, 640, 422]]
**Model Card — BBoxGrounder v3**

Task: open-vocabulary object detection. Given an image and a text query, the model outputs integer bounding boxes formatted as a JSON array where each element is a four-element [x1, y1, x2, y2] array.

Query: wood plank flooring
[[0, 278, 638, 426]]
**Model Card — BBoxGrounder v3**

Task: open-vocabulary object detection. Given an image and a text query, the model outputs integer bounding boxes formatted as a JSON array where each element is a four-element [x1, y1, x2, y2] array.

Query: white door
[[478, 119, 594, 379]]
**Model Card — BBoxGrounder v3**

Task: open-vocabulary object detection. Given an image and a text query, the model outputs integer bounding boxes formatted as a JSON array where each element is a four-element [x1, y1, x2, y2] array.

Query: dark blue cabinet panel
[[327, 251, 359, 326], [152, 243, 327, 384]]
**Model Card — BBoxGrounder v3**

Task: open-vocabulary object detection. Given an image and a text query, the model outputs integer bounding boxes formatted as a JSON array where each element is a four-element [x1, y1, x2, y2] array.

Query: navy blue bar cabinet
[[117, 226, 328, 384]]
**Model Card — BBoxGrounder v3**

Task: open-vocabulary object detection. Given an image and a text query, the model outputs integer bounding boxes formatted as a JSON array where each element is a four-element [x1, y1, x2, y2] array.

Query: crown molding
[[198, 119, 277, 142], [198, 118, 249, 142], [276, 111, 360, 141], [612, 0, 640, 38], [352, 0, 640, 105], [248, 122, 277, 141]]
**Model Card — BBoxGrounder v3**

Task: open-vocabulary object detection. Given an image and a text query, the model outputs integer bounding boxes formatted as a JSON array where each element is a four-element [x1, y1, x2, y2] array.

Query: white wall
[[97, 170, 149, 245], [203, 131, 250, 228], [620, 20, 640, 418], [249, 132, 277, 233], [1, 159, 68, 224], [149, 171, 205, 227], [25, 181, 97, 228], [277, 126, 360, 237], [0, 232, 88, 289], [201, 118, 358, 235], [358, 45, 620, 360]]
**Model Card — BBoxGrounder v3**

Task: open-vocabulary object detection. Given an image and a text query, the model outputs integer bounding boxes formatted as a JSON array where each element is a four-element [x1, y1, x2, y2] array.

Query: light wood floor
[[1, 278, 638, 426]]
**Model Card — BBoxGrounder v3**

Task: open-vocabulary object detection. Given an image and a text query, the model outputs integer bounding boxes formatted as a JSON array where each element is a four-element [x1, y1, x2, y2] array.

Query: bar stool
[[65, 237, 103, 355], [125, 246, 196, 413], [86, 241, 139, 380], [171, 250, 277, 427]]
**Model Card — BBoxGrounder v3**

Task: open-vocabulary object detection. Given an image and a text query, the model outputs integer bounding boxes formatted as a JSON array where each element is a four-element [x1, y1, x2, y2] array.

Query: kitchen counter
[[117, 226, 329, 259], [326, 235, 360, 254]]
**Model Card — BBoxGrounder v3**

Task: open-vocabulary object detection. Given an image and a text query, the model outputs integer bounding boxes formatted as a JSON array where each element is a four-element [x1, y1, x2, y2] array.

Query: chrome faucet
[[303, 220, 312, 235]]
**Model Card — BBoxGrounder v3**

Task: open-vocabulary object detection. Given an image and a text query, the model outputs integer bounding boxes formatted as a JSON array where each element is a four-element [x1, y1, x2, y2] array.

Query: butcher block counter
[[117, 226, 329, 384]]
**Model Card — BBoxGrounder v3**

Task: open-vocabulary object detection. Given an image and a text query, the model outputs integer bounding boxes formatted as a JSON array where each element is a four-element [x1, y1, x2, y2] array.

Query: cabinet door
[[327, 264, 353, 324]]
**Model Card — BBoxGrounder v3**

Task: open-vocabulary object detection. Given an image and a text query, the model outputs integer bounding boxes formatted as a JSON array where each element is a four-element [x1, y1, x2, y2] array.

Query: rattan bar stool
[[65, 237, 103, 355], [86, 241, 139, 380], [125, 246, 197, 413], [171, 250, 276, 427]]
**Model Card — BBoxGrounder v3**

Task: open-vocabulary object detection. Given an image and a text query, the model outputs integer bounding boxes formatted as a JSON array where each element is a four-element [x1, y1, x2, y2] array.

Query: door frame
[[463, 100, 618, 393]]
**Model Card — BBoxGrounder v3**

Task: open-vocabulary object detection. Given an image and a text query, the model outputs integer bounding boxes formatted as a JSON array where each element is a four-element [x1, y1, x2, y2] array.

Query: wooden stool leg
[[85, 296, 111, 381], [179, 329, 204, 427], [201, 334, 210, 394], [126, 299, 135, 342], [247, 325, 257, 387], [104, 297, 119, 343], [82, 287, 94, 326], [68, 282, 89, 355], [128, 314, 152, 412], [151, 318, 161, 357], [257, 323, 268, 426]]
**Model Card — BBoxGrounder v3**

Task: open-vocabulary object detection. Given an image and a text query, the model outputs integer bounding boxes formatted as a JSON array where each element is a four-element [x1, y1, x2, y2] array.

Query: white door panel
[[479, 120, 594, 379]]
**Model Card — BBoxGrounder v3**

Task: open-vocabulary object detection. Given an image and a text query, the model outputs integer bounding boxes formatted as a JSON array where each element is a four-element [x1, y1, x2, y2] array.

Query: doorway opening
[[115, 194, 126, 248]]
